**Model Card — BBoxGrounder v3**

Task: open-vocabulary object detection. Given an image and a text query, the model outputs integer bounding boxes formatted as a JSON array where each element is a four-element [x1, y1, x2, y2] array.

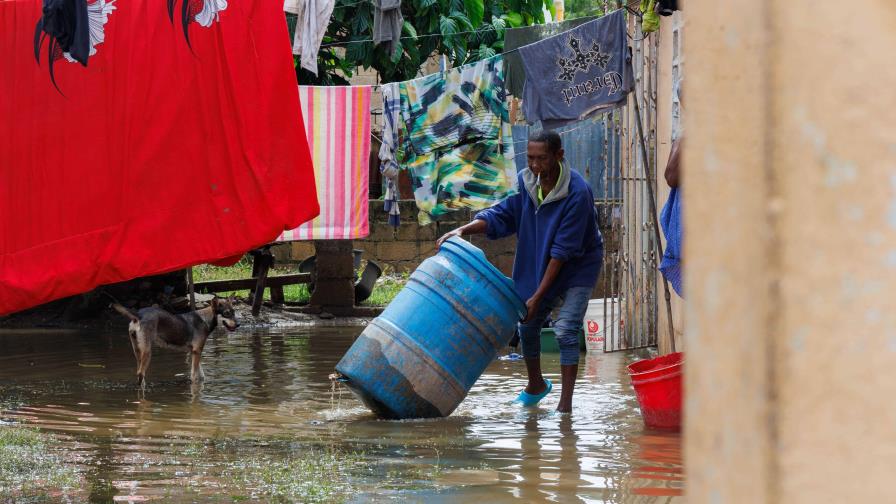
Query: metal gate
[[599, 8, 660, 352]]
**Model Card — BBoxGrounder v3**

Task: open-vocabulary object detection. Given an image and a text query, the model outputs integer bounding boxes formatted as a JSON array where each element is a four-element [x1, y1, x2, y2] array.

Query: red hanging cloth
[[0, 0, 319, 315]]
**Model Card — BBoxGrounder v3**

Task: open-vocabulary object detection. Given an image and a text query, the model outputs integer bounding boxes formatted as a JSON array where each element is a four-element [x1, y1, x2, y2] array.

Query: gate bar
[[632, 91, 676, 353]]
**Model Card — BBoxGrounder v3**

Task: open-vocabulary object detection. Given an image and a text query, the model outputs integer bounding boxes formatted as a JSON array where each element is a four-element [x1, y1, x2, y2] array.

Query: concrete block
[[367, 200, 388, 221], [308, 240, 355, 308], [396, 224, 418, 241], [397, 200, 418, 214], [418, 225, 437, 241], [377, 241, 418, 261], [290, 242, 315, 261], [270, 243, 293, 264], [369, 223, 397, 242], [313, 240, 354, 278], [309, 278, 355, 308], [353, 240, 376, 254], [418, 242, 436, 258]]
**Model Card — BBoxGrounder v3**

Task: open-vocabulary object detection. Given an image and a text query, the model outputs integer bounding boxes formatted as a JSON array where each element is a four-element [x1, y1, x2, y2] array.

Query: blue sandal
[[514, 378, 552, 406]]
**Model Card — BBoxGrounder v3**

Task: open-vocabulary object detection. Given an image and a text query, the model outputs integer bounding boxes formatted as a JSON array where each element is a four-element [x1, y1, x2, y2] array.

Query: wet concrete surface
[[0, 327, 682, 503]]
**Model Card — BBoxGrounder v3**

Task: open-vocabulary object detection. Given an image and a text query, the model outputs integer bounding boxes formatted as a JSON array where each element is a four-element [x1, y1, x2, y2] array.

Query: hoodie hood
[[521, 161, 572, 207]]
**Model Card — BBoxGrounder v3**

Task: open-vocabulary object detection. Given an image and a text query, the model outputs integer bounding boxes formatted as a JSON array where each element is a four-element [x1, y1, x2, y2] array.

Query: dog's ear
[[210, 297, 218, 310]]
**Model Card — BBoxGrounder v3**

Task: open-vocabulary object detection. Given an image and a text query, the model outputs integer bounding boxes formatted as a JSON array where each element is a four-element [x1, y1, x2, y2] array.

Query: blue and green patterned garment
[[381, 56, 518, 225]]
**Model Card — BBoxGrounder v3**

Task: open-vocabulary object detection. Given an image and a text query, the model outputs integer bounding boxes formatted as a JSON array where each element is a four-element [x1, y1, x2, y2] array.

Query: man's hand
[[436, 219, 487, 250], [436, 228, 463, 250], [522, 294, 543, 323]]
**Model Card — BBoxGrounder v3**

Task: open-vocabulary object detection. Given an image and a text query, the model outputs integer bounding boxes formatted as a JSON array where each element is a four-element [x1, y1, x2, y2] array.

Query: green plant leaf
[[402, 20, 418, 39], [439, 15, 458, 35], [350, 6, 371, 33], [454, 44, 467, 64], [344, 38, 371, 62], [477, 43, 496, 61], [463, 0, 484, 27], [450, 13, 474, 32], [491, 17, 506, 38], [503, 12, 523, 27], [389, 40, 404, 63]]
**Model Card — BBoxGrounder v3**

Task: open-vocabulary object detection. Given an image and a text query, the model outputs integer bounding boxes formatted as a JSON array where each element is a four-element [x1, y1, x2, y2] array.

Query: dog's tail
[[103, 291, 140, 323], [110, 302, 139, 323]]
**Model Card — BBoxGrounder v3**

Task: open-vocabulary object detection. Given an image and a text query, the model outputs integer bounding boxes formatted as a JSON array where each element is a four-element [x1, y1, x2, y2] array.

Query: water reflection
[[0, 328, 681, 502]]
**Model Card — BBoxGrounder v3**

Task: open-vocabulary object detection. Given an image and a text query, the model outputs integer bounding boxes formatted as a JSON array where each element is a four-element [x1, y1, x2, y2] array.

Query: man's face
[[527, 141, 562, 177]]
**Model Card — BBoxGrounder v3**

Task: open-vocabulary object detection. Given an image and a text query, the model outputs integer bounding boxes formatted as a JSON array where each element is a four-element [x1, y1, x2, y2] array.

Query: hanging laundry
[[519, 10, 632, 129], [32, 0, 118, 92], [76, 0, 116, 58], [381, 56, 517, 225], [640, 0, 660, 33], [373, 0, 403, 58], [278, 86, 372, 241], [503, 16, 596, 98], [284, 0, 301, 14], [659, 187, 683, 297], [379, 81, 402, 227], [399, 56, 508, 155], [0, 0, 318, 315], [167, 0, 230, 47], [33, 0, 89, 68], [406, 126, 516, 224], [287, 0, 335, 76]]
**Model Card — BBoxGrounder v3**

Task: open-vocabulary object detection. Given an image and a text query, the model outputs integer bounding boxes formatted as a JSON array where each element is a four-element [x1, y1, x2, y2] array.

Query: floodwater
[[0, 327, 682, 503]]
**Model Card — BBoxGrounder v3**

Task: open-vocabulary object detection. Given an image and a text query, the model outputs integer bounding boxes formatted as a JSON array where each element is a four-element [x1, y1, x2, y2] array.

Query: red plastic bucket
[[627, 352, 683, 430]]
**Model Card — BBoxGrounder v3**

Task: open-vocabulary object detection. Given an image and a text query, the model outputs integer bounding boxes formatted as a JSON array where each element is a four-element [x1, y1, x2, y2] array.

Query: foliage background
[[289, 0, 565, 85], [565, 0, 612, 20]]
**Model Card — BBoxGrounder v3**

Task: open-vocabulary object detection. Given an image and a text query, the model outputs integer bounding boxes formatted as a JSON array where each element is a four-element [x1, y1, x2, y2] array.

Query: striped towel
[[278, 86, 372, 241]]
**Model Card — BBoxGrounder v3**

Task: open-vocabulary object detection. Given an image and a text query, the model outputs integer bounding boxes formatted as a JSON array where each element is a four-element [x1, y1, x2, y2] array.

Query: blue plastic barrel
[[335, 237, 525, 419]]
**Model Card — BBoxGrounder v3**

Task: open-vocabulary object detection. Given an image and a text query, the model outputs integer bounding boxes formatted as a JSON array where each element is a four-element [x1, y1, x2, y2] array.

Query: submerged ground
[[0, 326, 681, 503]]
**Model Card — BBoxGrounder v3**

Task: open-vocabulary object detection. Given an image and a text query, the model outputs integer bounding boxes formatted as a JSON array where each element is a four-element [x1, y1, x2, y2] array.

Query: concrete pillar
[[686, 1, 896, 502], [656, 13, 685, 355], [309, 240, 355, 309]]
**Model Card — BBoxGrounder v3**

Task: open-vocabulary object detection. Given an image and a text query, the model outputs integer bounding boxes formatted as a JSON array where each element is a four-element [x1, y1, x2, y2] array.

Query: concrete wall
[[278, 200, 621, 299], [281, 200, 517, 275], [686, 1, 896, 502], [656, 13, 685, 354]]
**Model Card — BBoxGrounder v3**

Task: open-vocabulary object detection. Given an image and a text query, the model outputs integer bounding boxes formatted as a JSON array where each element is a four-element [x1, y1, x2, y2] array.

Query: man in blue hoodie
[[436, 130, 603, 413]]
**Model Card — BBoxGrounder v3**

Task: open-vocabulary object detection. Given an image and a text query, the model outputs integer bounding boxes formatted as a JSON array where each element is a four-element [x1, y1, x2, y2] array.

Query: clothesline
[[319, 24, 516, 49], [318, 9, 642, 50], [323, 8, 636, 91], [330, 0, 370, 8]]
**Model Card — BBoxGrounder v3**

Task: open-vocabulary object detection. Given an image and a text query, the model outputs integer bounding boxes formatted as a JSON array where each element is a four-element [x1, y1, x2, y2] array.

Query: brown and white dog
[[111, 296, 239, 386]]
